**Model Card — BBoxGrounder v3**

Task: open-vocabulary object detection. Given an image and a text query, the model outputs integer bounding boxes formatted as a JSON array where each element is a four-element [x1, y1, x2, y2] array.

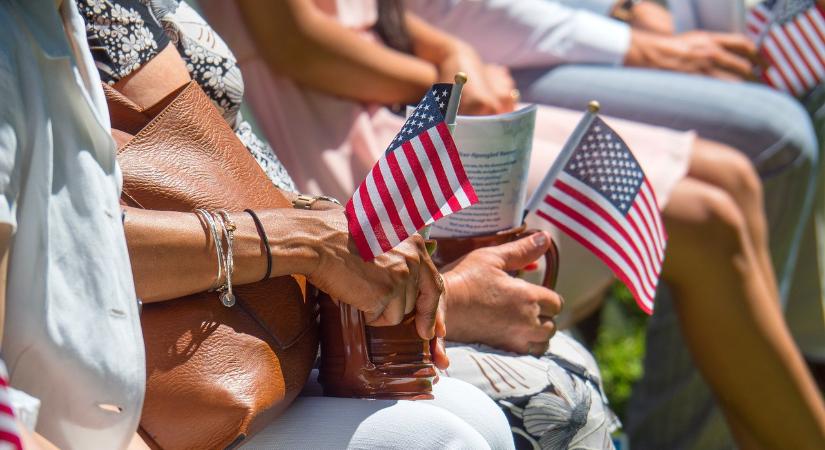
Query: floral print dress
[[77, 0, 297, 192]]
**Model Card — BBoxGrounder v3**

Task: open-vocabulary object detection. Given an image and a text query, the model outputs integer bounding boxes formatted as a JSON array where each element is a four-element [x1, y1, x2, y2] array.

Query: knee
[[719, 149, 764, 207], [681, 187, 748, 256], [747, 89, 818, 171], [431, 377, 514, 449]]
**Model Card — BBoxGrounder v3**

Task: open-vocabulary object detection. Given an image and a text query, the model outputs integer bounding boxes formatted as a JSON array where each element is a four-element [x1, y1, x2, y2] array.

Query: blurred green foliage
[[592, 284, 648, 420]]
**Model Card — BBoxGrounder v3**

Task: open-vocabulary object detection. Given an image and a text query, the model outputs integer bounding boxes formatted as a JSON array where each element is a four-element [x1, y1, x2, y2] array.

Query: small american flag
[[0, 367, 21, 450], [750, 0, 825, 96], [346, 84, 478, 261], [531, 115, 666, 313]]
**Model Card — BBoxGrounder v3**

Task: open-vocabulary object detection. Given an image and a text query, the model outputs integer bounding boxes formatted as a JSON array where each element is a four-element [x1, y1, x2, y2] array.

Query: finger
[[414, 258, 443, 340], [368, 289, 406, 327], [714, 33, 757, 58], [435, 302, 447, 339], [525, 339, 550, 357], [430, 337, 450, 370], [526, 320, 555, 348], [711, 48, 753, 79], [493, 231, 552, 271], [531, 286, 563, 318], [405, 257, 420, 316], [496, 92, 517, 114]]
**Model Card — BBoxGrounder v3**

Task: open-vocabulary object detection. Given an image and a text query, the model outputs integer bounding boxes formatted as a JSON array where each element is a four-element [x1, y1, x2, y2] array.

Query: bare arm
[[232, 0, 437, 104], [0, 224, 10, 347]]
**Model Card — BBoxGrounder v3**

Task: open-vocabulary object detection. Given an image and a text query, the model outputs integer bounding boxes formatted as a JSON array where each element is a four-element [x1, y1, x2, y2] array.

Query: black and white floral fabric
[[76, 0, 297, 192], [444, 332, 620, 449]]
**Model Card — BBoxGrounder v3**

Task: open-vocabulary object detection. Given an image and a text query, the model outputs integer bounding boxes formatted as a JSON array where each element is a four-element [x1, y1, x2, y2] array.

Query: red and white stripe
[[535, 173, 666, 314], [0, 375, 21, 450], [747, 2, 774, 40], [761, 3, 825, 96], [346, 122, 478, 260]]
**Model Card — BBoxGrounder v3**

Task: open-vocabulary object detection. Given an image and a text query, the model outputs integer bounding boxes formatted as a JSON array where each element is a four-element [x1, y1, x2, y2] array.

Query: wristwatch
[[612, 0, 641, 22], [292, 194, 342, 210]]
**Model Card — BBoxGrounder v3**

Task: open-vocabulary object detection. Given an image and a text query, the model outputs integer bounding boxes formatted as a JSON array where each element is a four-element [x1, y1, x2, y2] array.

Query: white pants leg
[[239, 376, 514, 450]]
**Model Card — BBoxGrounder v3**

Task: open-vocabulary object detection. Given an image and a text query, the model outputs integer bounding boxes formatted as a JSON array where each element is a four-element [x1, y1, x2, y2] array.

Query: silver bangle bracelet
[[195, 209, 224, 292], [215, 210, 237, 308]]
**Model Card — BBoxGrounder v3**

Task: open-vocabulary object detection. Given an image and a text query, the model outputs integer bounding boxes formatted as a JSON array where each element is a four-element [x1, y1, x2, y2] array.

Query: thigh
[[239, 396, 490, 450], [428, 377, 515, 449]]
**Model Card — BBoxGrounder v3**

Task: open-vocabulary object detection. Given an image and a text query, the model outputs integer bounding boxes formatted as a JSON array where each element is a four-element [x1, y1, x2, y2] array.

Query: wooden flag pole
[[445, 72, 467, 132], [524, 100, 600, 219]]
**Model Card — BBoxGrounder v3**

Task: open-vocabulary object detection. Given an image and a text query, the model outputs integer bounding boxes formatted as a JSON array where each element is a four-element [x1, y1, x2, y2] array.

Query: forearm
[[124, 207, 321, 302], [234, 0, 436, 104], [405, 12, 464, 70]]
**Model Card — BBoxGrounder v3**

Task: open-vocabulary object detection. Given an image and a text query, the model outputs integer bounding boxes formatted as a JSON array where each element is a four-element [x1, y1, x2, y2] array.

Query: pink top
[[201, 0, 694, 317]]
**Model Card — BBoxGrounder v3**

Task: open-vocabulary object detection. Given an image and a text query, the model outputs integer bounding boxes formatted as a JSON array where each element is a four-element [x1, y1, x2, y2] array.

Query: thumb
[[493, 231, 552, 271]]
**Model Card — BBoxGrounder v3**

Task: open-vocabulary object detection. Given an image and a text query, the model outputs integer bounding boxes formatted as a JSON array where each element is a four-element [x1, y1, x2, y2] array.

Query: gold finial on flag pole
[[588, 100, 601, 114], [444, 72, 467, 127]]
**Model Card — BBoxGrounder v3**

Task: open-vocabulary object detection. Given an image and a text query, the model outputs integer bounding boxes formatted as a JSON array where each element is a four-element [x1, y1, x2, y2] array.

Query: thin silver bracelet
[[195, 209, 224, 292], [215, 210, 237, 308]]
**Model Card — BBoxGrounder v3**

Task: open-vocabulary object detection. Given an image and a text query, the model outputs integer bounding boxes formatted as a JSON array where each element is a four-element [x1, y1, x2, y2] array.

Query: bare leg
[[662, 177, 825, 450], [686, 138, 779, 299]]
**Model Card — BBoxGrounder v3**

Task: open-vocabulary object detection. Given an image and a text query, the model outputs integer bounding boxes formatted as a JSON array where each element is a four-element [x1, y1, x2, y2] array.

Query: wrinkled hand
[[441, 231, 563, 354], [305, 208, 443, 340], [625, 30, 757, 80], [438, 43, 507, 115], [483, 64, 517, 114]]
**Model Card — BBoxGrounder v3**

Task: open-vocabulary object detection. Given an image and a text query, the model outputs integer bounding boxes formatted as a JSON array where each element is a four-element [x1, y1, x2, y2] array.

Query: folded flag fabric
[[748, 0, 825, 96], [0, 364, 21, 450], [530, 113, 666, 314], [346, 84, 478, 261], [746, 0, 778, 40]]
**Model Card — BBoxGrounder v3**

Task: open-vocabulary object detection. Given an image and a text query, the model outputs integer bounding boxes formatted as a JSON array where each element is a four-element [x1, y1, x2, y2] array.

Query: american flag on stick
[[748, 0, 825, 96], [525, 102, 666, 314], [346, 82, 478, 261]]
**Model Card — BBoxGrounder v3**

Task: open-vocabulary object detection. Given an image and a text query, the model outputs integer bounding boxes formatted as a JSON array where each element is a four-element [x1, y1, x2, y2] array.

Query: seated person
[[405, 0, 825, 447], [0, 0, 516, 448], [198, 0, 825, 448]]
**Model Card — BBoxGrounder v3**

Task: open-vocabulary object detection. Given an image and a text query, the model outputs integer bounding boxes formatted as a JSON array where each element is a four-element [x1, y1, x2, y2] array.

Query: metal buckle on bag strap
[[292, 194, 342, 210]]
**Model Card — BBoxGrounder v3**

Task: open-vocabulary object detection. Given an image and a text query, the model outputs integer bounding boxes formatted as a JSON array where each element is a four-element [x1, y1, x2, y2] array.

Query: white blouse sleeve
[[407, 0, 631, 68], [0, 57, 20, 231]]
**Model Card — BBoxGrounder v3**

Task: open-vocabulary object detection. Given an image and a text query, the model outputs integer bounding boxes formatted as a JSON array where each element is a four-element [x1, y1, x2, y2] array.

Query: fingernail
[[532, 232, 547, 247]]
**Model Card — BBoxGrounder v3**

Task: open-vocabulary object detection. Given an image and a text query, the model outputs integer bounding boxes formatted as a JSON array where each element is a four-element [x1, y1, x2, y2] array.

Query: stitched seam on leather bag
[[117, 82, 198, 155], [120, 190, 147, 209]]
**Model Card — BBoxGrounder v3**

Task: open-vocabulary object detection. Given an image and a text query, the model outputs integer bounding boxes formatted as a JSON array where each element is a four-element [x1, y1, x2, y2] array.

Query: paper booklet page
[[420, 105, 537, 238]]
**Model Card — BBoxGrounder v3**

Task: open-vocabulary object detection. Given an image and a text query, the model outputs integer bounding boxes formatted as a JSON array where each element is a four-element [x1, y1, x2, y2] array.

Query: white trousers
[[239, 374, 515, 450]]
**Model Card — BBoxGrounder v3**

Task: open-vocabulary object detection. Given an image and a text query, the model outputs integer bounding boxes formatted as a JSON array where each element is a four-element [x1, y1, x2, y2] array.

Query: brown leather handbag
[[105, 81, 318, 450]]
